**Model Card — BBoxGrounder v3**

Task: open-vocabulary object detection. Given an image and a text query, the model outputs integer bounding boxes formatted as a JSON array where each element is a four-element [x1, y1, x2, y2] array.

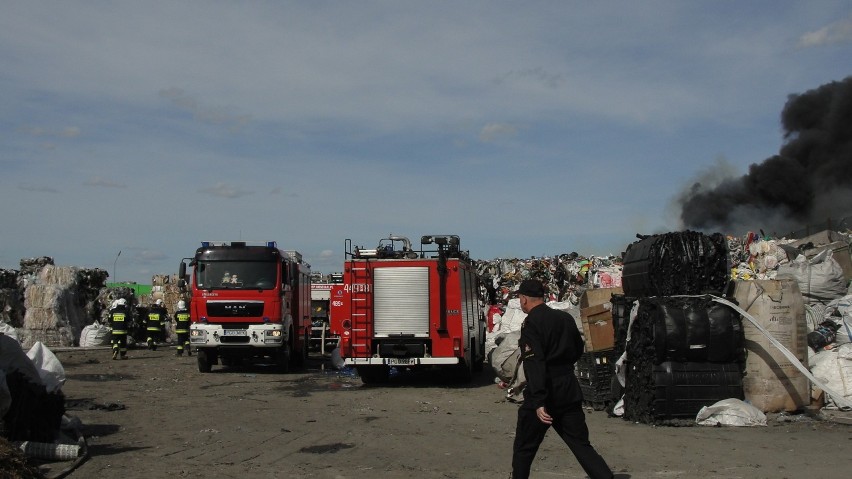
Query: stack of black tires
[[615, 231, 746, 425]]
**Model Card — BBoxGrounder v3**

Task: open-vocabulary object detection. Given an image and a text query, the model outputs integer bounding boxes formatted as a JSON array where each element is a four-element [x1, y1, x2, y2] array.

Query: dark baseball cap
[[517, 279, 545, 298]]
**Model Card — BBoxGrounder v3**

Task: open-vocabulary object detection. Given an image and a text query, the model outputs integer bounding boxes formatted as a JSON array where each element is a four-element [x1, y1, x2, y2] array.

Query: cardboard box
[[579, 287, 624, 309], [581, 303, 614, 352]]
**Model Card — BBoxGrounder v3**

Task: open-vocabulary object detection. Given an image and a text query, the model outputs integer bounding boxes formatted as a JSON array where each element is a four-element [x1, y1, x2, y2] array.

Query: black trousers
[[111, 333, 127, 354], [512, 403, 613, 479], [176, 332, 190, 351]]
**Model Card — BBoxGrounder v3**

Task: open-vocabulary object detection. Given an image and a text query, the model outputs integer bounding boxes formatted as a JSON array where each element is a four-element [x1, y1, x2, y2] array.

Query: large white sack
[[696, 398, 767, 427], [80, 322, 112, 347], [490, 331, 521, 384], [26, 342, 65, 393], [488, 331, 526, 402], [809, 343, 852, 409], [499, 298, 527, 333], [0, 334, 43, 386], [777, 249, 848, 305]]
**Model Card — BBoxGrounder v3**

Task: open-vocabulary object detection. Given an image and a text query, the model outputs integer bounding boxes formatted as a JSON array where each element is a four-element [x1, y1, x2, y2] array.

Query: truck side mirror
[[178, 262, 187, 291]]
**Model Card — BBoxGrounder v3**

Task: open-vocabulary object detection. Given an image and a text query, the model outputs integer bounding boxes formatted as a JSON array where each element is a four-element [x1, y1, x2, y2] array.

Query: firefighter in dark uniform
[[146, 299, 169, 350], [173, 300, 192, 357], [108, 298, 130, 360], [511, 279, 614, 479]]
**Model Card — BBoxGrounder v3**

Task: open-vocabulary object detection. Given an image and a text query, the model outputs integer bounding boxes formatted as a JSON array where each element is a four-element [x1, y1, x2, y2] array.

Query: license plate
[[387, 358, 415, 365], [223, 329, 246, 336]]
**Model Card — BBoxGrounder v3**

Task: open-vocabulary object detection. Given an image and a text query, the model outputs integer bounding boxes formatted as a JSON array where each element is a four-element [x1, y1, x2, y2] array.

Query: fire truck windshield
[[196, 261, 278, 290]]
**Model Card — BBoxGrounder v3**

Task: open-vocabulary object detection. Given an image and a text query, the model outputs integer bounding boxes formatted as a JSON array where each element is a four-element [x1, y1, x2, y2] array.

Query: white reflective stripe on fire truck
[[343, 357, 459, 366]]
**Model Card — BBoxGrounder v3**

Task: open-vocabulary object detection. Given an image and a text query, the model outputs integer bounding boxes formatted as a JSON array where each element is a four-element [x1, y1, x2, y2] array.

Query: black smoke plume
[[679, 76, 852, 235]]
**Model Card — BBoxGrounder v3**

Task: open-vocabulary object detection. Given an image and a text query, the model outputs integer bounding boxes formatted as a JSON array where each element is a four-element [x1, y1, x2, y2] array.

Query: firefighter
[[511, 279, 613, 479], [146, 299, 169, 350], [173, 300, 192, 357], [108, 298, 130, 360]]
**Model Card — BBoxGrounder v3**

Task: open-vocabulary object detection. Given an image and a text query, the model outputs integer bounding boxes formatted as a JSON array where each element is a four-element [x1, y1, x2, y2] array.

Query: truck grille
[[206, 301, 264, 317]]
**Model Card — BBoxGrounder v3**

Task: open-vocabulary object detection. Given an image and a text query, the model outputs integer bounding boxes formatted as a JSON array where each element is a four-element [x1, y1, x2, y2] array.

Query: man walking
[[511, 279, 613, 479]]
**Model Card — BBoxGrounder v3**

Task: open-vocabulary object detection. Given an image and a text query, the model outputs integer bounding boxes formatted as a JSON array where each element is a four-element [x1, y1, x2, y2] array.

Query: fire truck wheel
[[455, 360, 473, 383], [275, 347, 290, 373], [197, 349, 213, 373], [356, 366, 389, 384], [292, 330, 308, 367]]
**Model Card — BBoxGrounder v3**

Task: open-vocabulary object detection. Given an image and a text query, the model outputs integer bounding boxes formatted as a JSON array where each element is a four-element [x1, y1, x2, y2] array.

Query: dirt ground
[[35, 345, 852, 479]]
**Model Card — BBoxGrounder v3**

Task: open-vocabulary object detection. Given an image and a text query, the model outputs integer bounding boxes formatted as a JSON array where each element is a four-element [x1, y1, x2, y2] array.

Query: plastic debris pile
[[475, 253, 623, 305]]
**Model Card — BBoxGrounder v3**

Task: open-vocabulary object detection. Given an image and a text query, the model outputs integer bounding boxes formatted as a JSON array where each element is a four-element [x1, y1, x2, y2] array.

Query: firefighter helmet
[[177, 300, 186, 309]]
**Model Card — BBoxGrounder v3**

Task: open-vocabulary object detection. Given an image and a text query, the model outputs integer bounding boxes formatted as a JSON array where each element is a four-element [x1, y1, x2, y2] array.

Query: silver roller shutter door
[[374, 267, 430, 337]]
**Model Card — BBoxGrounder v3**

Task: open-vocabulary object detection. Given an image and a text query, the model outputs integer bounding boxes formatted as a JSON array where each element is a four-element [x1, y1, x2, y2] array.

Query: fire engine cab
[[178, 241, 311, 373], [336, 234, 486, 383]]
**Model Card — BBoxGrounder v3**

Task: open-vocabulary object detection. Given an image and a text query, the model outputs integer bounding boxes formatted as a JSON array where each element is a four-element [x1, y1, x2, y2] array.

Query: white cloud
[[799, 16, 852, 48], [197, 183, 253, 199]]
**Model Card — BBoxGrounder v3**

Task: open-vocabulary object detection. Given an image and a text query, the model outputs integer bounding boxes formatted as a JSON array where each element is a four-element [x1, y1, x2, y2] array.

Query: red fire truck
[[336, 235, 486, 383], [178, 241, 311, 373], [310, 273, 344, 354]]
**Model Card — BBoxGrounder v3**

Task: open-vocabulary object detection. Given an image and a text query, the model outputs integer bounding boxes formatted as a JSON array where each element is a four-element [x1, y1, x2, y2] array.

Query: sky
[[2, 1, 852, 284]]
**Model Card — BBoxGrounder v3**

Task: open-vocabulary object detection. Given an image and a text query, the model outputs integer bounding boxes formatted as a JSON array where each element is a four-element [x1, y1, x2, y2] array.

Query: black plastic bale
[[621, 231, 730, 297], [622, 296, 746, 425]]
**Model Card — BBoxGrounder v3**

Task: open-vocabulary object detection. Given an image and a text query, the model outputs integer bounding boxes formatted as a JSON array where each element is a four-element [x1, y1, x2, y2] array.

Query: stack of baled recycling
[[18, 263, 108, 348], [617, 231, 746, 424]]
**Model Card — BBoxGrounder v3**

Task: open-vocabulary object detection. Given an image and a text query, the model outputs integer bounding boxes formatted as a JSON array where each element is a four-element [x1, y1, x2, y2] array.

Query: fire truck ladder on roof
[[347, 258, 372, 357]]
